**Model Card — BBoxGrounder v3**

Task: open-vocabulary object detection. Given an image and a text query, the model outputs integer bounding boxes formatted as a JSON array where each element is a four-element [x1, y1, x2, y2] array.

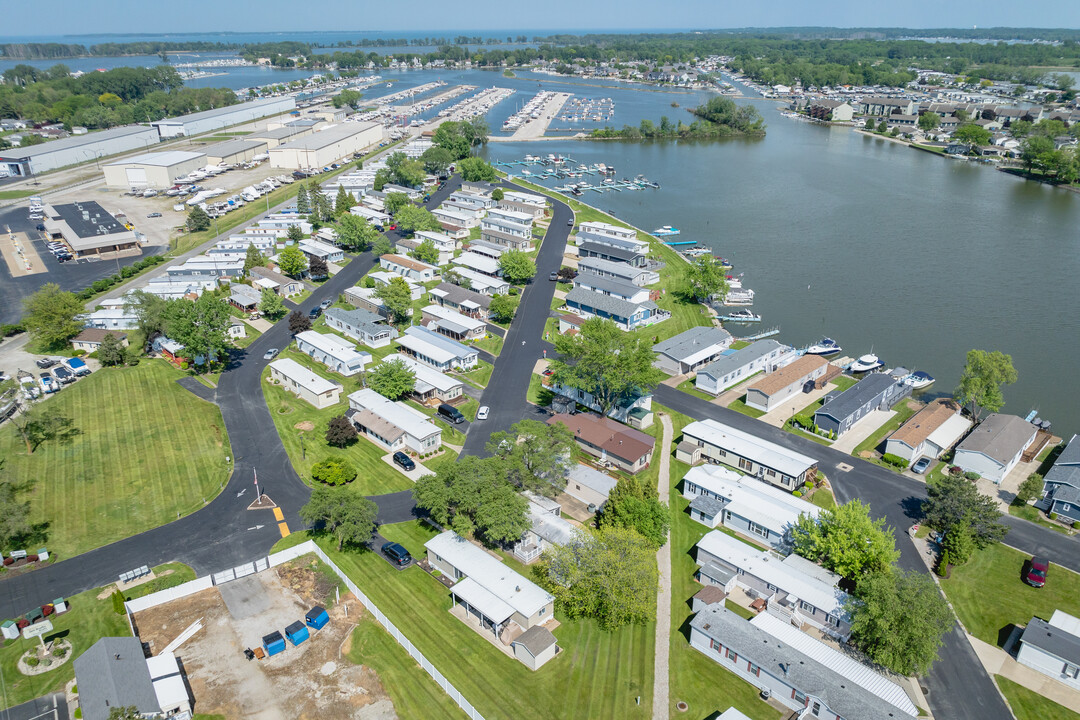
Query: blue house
[[1044, 435, 1080, 523], [564, 286, 668, 332], [813, 374, 910, 438]]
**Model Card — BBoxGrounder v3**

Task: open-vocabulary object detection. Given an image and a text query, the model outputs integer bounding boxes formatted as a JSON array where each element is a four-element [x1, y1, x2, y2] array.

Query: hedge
[[882, 453, 910, 469], [74, 255, 166, 300]]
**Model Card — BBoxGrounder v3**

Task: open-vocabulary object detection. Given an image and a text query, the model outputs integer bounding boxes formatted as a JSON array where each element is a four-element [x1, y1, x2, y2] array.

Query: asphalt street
[[0, 693, 68, 720]]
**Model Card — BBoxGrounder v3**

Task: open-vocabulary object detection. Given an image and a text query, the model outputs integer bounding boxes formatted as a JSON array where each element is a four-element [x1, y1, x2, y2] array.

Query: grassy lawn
[[940, 542, 1080, 646], [0, 361, 232, 559], [421, 447, 460, 477], [527, 373, 555, 406], [0, 584, 131, 709], [995, 675, 1080, 720], [831, 376, 858, 392], [809, 487, 838, 510], [0, 189, 37, 200], [1008, 501, 1072, 535], [724, 600, 756, 621], [676, 379, 715, 401], [345, 614, 467, 720], [287, 527, 655, 720], [122, 562, 196, 600], [726, 395, 766, 419], [456, 360, 493, 389], [472, 333, 504, 357], [405, 400, 467, 445], [729, 340, 751, 350], [851, 399, 922, 459], [232, 324, 263, 349], [261, 367, 414, 496]]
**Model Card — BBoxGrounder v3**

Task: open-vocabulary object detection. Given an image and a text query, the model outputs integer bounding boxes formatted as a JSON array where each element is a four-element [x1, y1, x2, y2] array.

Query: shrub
[[1073, 520, 1080, 529], [949, 465, 963, 477], [2, 557, 12, 566], [792, 490, 803, 497], [15, 618, 28, 629], [361, 276, 375, 288], [53, 645, 67, 658], [311, 459, 357, 486], [882, 453, 910, 469], [26, 657, 39, 667], [963, 471, 980, 481], [73, 349, 86, 357], [1050, 512, 1058, 520], [936, 551, 950, 577], [120, 265, 137, 278], [804, 480, 813, 488], [26, 554, 38, 562], [111, 589, 126, 615], [180, 361, 189, 370], [74, 708, 83, 719], [42, 604, 53, 616], [0, 323, 25, 336]]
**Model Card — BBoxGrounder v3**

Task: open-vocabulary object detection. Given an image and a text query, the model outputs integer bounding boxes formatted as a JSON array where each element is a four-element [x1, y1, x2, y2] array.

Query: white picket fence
[[124, 540, 486, 720]]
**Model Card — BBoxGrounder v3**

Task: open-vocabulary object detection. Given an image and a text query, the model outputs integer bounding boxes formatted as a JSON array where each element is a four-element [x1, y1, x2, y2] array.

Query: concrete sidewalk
[[652, 414, 674, 720]]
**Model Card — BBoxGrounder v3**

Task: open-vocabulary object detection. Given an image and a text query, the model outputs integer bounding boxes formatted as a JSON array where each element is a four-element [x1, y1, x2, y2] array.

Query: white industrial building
[[151, 96, 296, 138], [41, 201, 141, 258], [204, 138, 269, 165], [0, 125, 160, 177], [269, 122, 384, 170], [102, 150, 207, 190]]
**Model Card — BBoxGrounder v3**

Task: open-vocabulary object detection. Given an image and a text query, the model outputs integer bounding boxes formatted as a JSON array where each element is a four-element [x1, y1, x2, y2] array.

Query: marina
[[501, 91, 573, 140]]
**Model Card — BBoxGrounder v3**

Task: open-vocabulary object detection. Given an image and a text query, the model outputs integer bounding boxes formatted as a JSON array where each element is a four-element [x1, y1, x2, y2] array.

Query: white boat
[[719, 309, 761, 322], [850, 353, 884, 373], [653, 226, 680, 236], [903, 371, 935, 389], [806, 337, 841, 356]]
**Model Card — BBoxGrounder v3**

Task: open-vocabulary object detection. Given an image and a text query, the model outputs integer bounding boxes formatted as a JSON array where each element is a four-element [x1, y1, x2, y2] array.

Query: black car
[[309, 307, 322, 319], [35, 223, 46, 231], [392, 451, 416, 471], [35, 357, 56, 369], [382, 541, 412, 567]]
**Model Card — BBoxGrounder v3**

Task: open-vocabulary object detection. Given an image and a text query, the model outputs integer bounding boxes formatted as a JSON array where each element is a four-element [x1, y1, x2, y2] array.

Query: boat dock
[[735, 326, 781, 340], [504, 92, 573, 140]]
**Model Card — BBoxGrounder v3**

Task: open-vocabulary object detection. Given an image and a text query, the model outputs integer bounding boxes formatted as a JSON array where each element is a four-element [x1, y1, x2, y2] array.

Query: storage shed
[[285, 621, 309, 646], [262, 630, 286, 656], [306, 606, 329, 630]]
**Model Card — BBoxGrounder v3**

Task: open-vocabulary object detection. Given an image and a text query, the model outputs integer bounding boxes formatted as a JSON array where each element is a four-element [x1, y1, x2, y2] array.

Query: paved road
[[0, 693, 68, 720]]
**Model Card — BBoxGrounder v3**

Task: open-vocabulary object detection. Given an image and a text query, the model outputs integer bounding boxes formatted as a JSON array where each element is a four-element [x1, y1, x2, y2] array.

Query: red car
[[1025, 556, 1049, 588]]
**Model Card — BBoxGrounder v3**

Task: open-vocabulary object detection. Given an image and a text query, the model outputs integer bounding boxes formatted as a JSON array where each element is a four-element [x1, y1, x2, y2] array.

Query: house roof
[[450, 267, 508, 291], [423, 304, 486, 333], [527, 501, 576, 546], [348, 388, 440, 441], [430, 282, 491, 309], [426, 531, 553, 618], [698, 340, 788, 381], [576, 256, 644, 279], [349, 408, 405, 443], [73, 328, 127, 344], [691, 607, 916, 720], [815, 373, 899, 423], [1045, 434, 1080, 490], [390, 353, 463, 393], [566, 286, 656, 320], [698, 560, 737, 586], [888, 398, 964, 449], [682, 418, 817, 478], [295, 331, 370, 366], [693, 585, 728, 606], [689, 493, 727, 518], [454, 251, 501, 275], [512, 625, 557, 656], [382, 253, 437, 273], [401, 325, 476, 361], [324, 307, 394, 339], [1051, 484, 1080, 507], [747, 354, 829, 397], [549, 413, 655, 463], [573, 273, 645, 300], [956, 413, 1037, 465], [565, 463, 618, 498], [579, 241, 643, 263], [695, 530, 849, 619], [653, 326, 732, 365], [1021, 614, 1080, 667], [73, 637, 160, 720], [684, 464, 820, 538], [269, 358, 343, 395]]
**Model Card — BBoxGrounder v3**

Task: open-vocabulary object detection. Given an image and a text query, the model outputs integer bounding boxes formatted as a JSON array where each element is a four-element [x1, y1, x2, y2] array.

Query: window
[[725, 648, 737, 663], [801, 601, 814, 613], [749, 522, 769, 538], [812, 702, 821, 716], [748, 662, 760, 676], [1065, 663, 1080, 679], [710, 639, 722, 653], [1065, 503, 1072, 512], [793, 690, 807, 705], [739, 458, 753, 472], [539, 607, 546, 616], [826, 614, 840, 626], [766, 468, 776, 477]]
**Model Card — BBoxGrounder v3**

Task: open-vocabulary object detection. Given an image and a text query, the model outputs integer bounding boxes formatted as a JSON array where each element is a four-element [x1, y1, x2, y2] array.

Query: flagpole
[[254, 468, 261, 500]]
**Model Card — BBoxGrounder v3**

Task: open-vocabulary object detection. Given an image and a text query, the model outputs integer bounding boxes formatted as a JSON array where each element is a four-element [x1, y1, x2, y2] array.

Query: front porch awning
[[451, 577, 514, 625]]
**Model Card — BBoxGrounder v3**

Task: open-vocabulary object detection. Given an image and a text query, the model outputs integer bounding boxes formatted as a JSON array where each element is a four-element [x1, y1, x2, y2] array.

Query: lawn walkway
[[653, 414, 674, 720]]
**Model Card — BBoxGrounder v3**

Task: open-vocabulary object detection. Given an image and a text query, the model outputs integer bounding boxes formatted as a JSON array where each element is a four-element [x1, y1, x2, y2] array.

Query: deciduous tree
[[953, 123, 991, 147], [325, 415, 358, 447], [684, 255, 729, 302], [367, 357, 415, 400], [420, 145, 453, 175], [922, 473, 1008, 548], [954, 349, 1017, 422], [845, 569, 953, 677], [163, 293, 231, 372], [288, 309, 312, 335], [487, 419, 575, 497], [457, 156, 497, 182], [498, 250, 537, 285], [410, 239, 440, 265], [488, 293, 518, 323], [917, 112, 941, 131], [97, 333, 126, 366], [550, 317, 665, 416], [22, 283, 84, 349], [414, 456, 529, 544], [383, 192, 410, 215], [373, 276, 414, 325], [598, 477, 669, 548], [276, 245, 308, 278], [8, 406, 83, 454], [1015, 473, 1044, 504], [309, 255, 329, 280], [334, 213, 381, 251], [790, 499, 901, 580], [393, 205, 441, 234], [300, 486, 378, 550], [124, 289, 169, 340], [491, 187, 505, 201], [540, 526, 657, 630], [259, 287, 285, 319]]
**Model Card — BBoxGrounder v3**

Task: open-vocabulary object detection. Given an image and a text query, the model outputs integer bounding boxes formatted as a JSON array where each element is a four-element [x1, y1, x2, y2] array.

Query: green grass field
[[726, 395, 766, 419], [676, 378, 715, 401], [851, 398, 921, 459], [996, 675, 1080, 720], [260, 365, 414, 496], [0, 189, 37, 200], [0, 361, 232, 559], [285, 526, 655, 720], [472, 333, 504, 357], [940, 543, 1080, 646]]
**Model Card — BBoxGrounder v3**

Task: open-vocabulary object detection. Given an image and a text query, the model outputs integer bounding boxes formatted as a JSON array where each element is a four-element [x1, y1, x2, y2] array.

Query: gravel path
[[652, 413, 674, 720]]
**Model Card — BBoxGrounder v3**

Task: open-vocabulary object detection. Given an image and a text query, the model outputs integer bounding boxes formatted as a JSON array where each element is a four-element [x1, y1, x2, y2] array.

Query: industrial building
[[102, 150, 207, 190], [150, 96, 296, 138], [0, 125, 159, 177], [42, 201, 141, 258], [203, 139, 269, 165], [247, 125, 317, 149], [269, 122, 384, 170]]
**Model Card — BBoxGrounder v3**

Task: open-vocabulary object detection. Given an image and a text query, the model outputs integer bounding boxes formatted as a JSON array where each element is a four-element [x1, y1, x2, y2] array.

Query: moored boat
[[653, 225, 680, 236], [806, 337, 841, 356], [720, 309, 761, 322], [903, 371, 935, 389], [850, 353, 884, 373]]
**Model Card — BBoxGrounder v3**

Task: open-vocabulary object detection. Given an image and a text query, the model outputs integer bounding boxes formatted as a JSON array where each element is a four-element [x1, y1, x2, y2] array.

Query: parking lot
[[132, 558, 395, 720]]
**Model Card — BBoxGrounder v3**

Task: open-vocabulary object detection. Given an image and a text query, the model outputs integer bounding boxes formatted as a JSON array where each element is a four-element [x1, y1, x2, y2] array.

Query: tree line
[[592, 97, 766, 140]]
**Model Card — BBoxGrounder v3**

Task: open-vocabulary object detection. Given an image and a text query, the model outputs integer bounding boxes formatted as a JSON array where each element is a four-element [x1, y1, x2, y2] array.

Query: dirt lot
[[134, 558, 396, 720]]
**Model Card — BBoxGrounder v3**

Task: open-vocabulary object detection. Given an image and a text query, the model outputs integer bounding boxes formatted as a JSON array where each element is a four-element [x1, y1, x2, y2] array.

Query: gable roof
[[1021, 613, 1080, 666], [566, 286, 656, 319], [956, 413, 1037, 465], [429, 282, 492, 309], [888, 398, 963, 449], [683, 464, 820, 535], [698, 340, 787, 380], [1045, 434, 1080, 490], [815, 373, 899, 422], [73, 328, 127, 344], [579, 241, 643, 263], [325, 307, 394, 338], [652, 326, 732, 364], [548, 412, 655, 463], [691, 607, 917, 720], [682, 418, 817, 478], [381, 253, 437, 273], [269, 357, 342, 395], [348, 388, 440, 440], [512, 625, 557, 656], [747, 354, 829, 397], [565, 463, 618, 497], [73, 637, 160, 720], [402, 325, 476, 360]]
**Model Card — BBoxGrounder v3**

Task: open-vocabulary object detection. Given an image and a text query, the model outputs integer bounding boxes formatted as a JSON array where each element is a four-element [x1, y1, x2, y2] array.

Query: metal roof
[[698, 340, 788, 381], [683, 418, 817, 478], [0, 125, 156, 160], [204, 138, 268, 157], [653, 326, 733, 364], [152, 96, 293, 125], [104, 150, 205, 167], [273, 121, 380, 151], [956, 413, 1038, 465], [815, 374, 900, 423], [390, 353, 462, 393], [348, 388, 440, 440], [402, 325, 476, 360], [269, 358, 342, 395], [429, 282, 491, 309], [683, 465, 820, 538], [427, 531, 554, 618], [565, 463, 618, 497]]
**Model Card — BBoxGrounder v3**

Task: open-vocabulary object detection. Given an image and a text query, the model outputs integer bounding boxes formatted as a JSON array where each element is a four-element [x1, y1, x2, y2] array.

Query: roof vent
[[515, 586, 521, 592]]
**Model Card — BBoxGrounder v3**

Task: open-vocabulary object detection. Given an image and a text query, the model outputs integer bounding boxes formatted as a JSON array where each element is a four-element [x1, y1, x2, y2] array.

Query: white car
[[477, 406, 490, 420]]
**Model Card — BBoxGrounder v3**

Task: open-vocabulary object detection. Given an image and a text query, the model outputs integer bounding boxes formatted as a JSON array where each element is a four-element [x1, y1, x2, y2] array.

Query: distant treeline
[[0, 65, 237, 129], [0, 41, 238, 58], [591, 96, 766, 140], [318, 35, 531, 48]]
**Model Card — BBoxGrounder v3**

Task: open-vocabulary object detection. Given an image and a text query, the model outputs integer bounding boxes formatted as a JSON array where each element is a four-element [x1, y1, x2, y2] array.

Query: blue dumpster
[[285, 621, 309, 647], [262, 631, 286, 656], [305, 606, 329, 630]]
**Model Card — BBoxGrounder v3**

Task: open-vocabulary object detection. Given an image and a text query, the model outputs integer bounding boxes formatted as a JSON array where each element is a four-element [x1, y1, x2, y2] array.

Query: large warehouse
[[248, 125, 317, 149], [0, 125, 159, 177], [42, 201, 141, 258], [102, 150, 207, 190], [269, 122, 384, 170], [151, 96, 297, 138], [204, 139, 269, 165]]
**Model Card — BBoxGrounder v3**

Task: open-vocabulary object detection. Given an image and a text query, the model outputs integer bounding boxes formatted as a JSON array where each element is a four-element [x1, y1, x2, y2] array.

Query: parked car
[[382, 541, 412, 567], [146, 212, 162, 218], [35, 357, 56, 369], [567, 218, 574, 226], [912, 456, 932, 474], [263, 348, 279, 360], [319, 299, 332, 310], [1025, 556, 1049, 588], [35, 223, 45, 231], [308, 307, 322, 319], [549, 271, 559, 281], [437, 403, 465, 425], [477, 406, 490, 420], [52, 366, 74, 384], [392, 451, 416, 472]]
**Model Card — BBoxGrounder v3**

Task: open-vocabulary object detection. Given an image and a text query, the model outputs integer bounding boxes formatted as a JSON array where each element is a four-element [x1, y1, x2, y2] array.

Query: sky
[[5, 0, 1080, 37]]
